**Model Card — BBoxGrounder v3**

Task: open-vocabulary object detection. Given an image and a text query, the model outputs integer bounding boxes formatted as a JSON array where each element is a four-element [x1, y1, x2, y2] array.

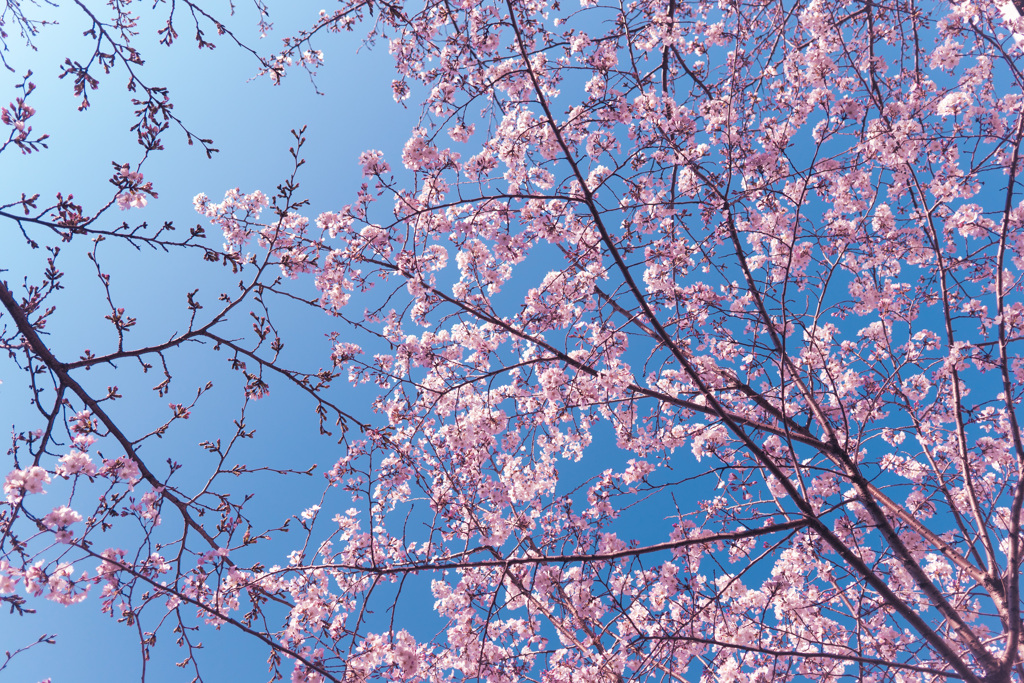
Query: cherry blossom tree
[[4, 0, 1024, 681]]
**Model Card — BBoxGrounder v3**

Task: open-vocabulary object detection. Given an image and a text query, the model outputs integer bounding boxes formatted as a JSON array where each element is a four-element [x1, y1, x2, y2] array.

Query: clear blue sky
[[0, 2, 420, 680], [6, 2, 1012, 681]]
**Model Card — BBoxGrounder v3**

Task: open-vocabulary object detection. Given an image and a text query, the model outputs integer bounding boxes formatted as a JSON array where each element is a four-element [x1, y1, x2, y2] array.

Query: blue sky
[[4, 1, 1022, 681], [0, 5, 697, 675], [0, 2, 422, 680]]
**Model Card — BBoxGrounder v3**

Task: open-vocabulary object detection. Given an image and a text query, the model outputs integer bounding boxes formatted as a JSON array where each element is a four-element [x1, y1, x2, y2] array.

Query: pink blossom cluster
[[7, 0, 1024, 680], [3, 465, 49, 504]]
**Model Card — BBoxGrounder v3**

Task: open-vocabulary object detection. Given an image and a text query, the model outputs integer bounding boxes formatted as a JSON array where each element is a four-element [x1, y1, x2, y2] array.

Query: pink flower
[[0, 560, 18, 593], [936, 91, 971, 117], [99, 456, 141, 484], [116, 192, 148, 210], [55, 450, 97, 478], [401, 134, 440, 171], [4, 466, 50, 503], [43, 505, 82, 531], [358, 150, 390, 177]]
